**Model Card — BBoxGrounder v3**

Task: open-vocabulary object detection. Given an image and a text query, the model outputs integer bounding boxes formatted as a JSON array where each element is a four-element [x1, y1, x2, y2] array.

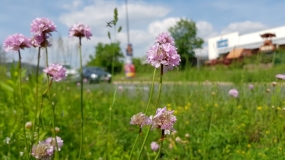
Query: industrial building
[[207, 25, 285, 65]]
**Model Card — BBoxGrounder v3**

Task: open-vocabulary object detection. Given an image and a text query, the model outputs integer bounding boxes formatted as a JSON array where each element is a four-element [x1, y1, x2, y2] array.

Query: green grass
[[114, 64, 285, 84], [1, 65, 285, 159]]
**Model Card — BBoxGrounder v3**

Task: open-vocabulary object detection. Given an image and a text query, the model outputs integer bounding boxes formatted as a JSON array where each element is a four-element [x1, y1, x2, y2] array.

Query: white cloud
[[148, 17, 179, 35], [58, 1, 172, 59], [59, 1, 170, 34], [221, 21, 267, 35], [196, 21, 218, 40], [63, 0, 82, 10]]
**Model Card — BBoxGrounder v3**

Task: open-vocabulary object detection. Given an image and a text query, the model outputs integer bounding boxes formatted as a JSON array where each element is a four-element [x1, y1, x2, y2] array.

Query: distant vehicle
[[75, 66, 112, 84]]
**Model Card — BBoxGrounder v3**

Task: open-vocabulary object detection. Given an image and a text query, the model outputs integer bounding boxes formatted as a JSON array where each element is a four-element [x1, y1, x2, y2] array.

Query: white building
[[208, 26, 285, 60]]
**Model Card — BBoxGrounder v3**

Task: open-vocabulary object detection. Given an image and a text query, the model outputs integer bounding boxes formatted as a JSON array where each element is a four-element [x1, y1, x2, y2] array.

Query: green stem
[[78, 37, 84, 160], [154, 130, 165, 160], [30, 47, 41, 160], [129, 69, 156, 159], [137, 65, 164, 160], [155, 65, 163, 108], [108, 88, 117, 158], [136, 126, 151, 160], [18, 50, 28, 159], [47, 79, 59, 160], [129, 131, 140, 160], [144, 68, 156, 114]]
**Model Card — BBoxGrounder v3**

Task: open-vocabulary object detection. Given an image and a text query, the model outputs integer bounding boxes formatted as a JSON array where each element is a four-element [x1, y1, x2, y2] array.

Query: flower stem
[[154, 130, 165, 160], [129, 131, 140, 160], [108, 88, 117, 158], [18, 50, 28, 159], [136, 126, 151, 160], [144, 68, 156, 114], [45, 79, 59, 160], [78, 37, 84, 160], [155, 65, 163, 108], [137, 65, 164, 160], [130, 69, 156, 159], [30, 47, 41, 160]]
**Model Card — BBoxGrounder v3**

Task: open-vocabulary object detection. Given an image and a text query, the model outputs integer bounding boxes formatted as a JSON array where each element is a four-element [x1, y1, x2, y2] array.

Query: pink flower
[[146, 33, 180, 71], [69, 23, 92, 40], [30, 34, 51, 48], [3, 33, 31, 52], [31, 17, 57, 36], [249, 84, 254, 90], [152, 107, 177, 133], [43, 63, 67, 82], [32, 141, 54, 159], [276, 74, 285, 80], [130, 112, 152, 128], [45, 136, 63, 151], [228, 89, 239, 98], [150, 142, 159, 151], [155, 32, 175, 46]]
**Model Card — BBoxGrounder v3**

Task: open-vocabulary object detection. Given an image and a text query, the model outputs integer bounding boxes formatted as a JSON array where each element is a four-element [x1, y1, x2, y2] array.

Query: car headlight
[[90, 74, 98, 78]]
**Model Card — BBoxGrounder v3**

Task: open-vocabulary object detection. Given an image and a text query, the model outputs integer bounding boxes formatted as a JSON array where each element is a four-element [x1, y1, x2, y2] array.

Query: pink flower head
[[30, 34, 51, 48], [152, 107, 177, 133], [146, 33, 180, 71], [43, 63, 67, 82], [130, 112, 152, 128], [150, 142, 159, 151], [3, 33, 31, 52], [228, 89, 239, 98], [155, 32, 175, 46], [31, 17, 57, 36], [69, 23, 92, 40], [31, 141, 54, 159], [276, 74, 285, 80], [45, 136, 63, 151], [249, 84, 254, 90]]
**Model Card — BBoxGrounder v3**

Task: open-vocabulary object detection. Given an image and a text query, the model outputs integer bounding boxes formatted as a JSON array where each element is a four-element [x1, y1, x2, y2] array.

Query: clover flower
[[69, 23, 92, 40], [45, 136, 63, 151], [31, 141, 54, 160], [150, 142, 159, 151], [151, 107, 177, 133], [155, 32, 175, 46], [228, 89, 238, 98], [130, 112, 152, 128], [43, 63, 67, 82], [31, 17, 57, 36], [146, 33, 180, 71], [276, 74, 285, 80], [3, 33, 31, 52]]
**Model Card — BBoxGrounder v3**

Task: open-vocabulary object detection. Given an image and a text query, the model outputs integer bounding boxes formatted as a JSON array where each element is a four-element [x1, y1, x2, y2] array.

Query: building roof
[[226, 48, 252, 59]]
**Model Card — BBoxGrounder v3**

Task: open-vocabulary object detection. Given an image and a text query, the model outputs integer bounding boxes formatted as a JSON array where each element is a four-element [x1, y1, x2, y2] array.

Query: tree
[[86, 42, 124, 74], [168, 18, 204, 69]]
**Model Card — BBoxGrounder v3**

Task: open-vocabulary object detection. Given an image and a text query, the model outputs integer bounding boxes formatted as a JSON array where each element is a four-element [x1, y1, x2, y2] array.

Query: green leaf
[[108, 31, 111, 40], [0, 81, 13, 92], [118, 26, 122, 33], [113, 8, 118, 25]]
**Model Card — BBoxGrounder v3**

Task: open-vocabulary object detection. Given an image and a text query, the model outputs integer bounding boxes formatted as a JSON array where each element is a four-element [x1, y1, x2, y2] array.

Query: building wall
[[208, 26, 285, 60]]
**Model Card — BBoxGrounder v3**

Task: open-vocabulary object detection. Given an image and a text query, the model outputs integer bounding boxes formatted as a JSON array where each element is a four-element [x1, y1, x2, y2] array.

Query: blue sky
[[1, 0, 285, 68]]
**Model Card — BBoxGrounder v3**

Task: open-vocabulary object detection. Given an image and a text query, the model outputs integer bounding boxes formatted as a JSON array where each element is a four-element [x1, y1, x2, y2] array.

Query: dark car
[[76, 67, 112, 84]]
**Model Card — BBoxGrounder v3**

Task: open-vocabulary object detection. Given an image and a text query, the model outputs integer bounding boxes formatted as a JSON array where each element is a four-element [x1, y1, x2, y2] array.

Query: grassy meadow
[[1, 64, 285, 160]]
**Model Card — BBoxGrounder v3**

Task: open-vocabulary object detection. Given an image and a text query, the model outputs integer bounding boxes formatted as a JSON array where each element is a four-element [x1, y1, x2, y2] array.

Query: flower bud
[[25, 121, 33, 129]]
